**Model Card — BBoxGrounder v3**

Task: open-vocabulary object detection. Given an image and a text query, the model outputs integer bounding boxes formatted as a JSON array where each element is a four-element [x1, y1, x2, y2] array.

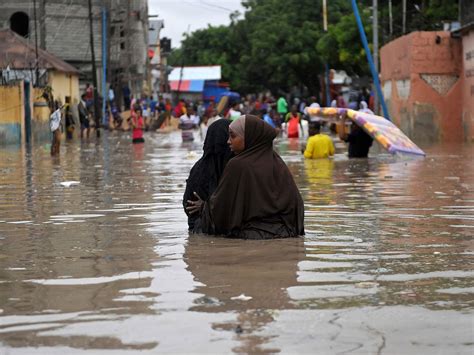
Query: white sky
[[148, 0, 245, 49]]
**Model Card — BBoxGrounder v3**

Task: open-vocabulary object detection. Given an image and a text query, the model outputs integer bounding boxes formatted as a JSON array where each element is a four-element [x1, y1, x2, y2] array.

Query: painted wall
[[0, 83, 24, 146], [462, 29, 474, 142], [48, 71, 80, 105], [381, 31, 463, 143]]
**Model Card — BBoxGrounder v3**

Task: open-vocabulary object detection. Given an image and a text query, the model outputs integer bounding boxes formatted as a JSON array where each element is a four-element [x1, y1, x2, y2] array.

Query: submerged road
[[0, 131, 473, 353]]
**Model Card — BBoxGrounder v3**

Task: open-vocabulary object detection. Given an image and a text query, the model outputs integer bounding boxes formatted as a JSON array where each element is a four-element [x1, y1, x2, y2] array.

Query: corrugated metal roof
[[169, 65, 221, 81], [0, 29, 79, 74]]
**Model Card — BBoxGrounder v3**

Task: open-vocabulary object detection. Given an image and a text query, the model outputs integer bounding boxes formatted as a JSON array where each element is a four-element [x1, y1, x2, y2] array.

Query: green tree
[[169, 0, 459, 95]]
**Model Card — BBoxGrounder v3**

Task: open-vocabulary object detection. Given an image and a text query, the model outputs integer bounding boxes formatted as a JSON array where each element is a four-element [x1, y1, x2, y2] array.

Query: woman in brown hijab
[[187, 114, 304, 239]]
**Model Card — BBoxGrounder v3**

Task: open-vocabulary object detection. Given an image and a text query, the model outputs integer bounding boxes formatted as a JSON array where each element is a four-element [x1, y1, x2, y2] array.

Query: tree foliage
[[169, 0, 458, 94]]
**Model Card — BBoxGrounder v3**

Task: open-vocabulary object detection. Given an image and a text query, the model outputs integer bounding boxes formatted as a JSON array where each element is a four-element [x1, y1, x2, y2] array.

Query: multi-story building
[[1, 0, 148, 101]]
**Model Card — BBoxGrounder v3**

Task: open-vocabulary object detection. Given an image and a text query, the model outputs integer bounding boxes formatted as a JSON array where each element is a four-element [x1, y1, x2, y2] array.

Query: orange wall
[[381, 31, 464, 143]]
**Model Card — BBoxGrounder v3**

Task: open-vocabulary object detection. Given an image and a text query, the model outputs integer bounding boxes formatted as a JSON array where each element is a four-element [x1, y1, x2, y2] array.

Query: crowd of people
[[47, 83, 376, 239]]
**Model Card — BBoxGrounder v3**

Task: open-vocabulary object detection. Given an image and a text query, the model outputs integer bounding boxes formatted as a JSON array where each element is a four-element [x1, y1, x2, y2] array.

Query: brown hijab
[[201, 115, 305, 238]]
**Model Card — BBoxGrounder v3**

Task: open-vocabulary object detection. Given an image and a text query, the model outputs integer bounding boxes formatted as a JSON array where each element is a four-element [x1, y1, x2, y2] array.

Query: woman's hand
[[186, 192, 204, 215]]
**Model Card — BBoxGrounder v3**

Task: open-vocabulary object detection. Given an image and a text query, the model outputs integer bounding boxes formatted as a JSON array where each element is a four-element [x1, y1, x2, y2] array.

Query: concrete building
[[381, 31, 463, 143], [380, 0, 474, 143], [148, 19, 164, 97], [0, 29, 80, 145], [0, 0, 148, 99], [458, 0, 474, 141]]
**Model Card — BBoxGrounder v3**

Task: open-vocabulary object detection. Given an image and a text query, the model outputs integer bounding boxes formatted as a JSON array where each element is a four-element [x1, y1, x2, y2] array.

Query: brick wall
[[381, 31, 464, 143]]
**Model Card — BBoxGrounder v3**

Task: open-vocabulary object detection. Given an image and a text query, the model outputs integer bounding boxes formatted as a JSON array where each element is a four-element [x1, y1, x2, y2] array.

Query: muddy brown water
[[0, 132, 473, 354]]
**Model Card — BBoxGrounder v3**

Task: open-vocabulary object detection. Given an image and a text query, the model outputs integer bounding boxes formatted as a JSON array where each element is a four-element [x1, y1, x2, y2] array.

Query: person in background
[[277, 95, 288, 119], [108, 85, 115, 105], [50, 100, 62, 156], [285, 105, 302, 138], [149, 95, 157, 121], [304, 97, 321, 123], [84, 83, 94, 109], [338, 116, 373, 158], [225, 101, 241, 121], [303, 122, 334, 159], [263, 109, 276, 128], [179, 106, 199, 142], [64, 96, 75, 140], [78, 94, 90, 139], [131, 106, 145, 144], [207, 108, 222, 127], [359, 100, 374, 115], [197, 100, 206, 119], [140, 94, 150, 129], [122, 85, 131, 111], [336, 91, 347, 108], [174, 99, 186, 118]]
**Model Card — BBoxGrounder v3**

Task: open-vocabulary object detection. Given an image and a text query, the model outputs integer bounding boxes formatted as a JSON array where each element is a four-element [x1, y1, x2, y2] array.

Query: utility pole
[[101, 6, 107, 128], [402, 0, 407, 34], [388, 0, 393, 37], [372, 0, 379, 114], [39, 0, 46, 49], [33, 0, 40, 86], [88, 0, 101, 137], [323, 0, 331, 106]]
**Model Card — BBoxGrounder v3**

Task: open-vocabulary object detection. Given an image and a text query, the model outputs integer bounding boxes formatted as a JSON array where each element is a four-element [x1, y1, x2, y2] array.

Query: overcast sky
[[148, 0, 245, 49]]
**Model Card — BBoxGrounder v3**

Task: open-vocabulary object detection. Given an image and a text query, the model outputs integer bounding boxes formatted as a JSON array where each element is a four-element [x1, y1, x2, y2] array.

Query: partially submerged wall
[[462, 29, 474, 142], [0, 83, 24, 145], [381, 31, 463, 143]]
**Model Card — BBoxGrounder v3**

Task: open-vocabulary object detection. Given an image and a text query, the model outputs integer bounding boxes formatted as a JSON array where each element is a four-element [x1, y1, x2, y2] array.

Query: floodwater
[[0, 131, 473, 354]]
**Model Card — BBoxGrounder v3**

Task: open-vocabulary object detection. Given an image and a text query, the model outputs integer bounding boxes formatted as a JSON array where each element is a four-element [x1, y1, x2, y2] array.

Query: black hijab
[[183, 119, 233, 229], [201, 115, 305, 238]]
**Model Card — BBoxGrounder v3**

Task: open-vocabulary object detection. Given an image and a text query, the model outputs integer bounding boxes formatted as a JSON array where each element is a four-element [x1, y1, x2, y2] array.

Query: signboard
[[306, 107, 425, 156]]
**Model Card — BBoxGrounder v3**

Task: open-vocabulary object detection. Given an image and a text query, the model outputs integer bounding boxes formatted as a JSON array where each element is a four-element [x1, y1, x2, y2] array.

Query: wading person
[[50, 101, 62, 156], [183, 119, 233, 233], [64, 96, 75, 140], [131, 106, 145, 144], [187, 115, 305, 239], [339, 116, 373, 158], [179, 106, 199, 142], [78, 94, 90, 139], [285, 105, 302, 138], [303, 122, 335, 159]]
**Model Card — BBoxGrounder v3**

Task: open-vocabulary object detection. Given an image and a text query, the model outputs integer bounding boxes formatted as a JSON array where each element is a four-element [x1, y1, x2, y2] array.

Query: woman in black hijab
[[183, 119, 233, 233], [187, 115, 305, 239]]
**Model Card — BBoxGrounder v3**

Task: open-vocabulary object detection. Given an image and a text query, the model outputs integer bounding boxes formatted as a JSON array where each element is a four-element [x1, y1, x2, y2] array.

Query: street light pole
[[33, 0, 40, 86], [88, 0, 101, 138], [373, 0, 379, 114]]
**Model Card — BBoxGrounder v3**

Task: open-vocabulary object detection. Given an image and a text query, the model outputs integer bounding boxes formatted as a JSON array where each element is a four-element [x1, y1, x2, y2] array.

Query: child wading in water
[[131, 106, 145, 144]]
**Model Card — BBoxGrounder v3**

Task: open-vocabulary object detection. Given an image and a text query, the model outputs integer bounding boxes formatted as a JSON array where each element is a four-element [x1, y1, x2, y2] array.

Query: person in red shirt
[[131, 106, 145, 144], [285, 105, 302, 138]]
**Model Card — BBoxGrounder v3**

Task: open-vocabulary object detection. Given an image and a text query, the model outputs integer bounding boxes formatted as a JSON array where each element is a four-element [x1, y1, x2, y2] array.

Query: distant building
[[0, 29, 80, 145], [0, 0, 148, 101], [148, 19, 164, 96]]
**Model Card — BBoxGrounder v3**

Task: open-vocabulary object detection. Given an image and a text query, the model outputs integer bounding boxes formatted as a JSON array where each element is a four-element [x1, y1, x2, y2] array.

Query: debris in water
[[60, 181, 80, 187], [355, 282, 379, 289], [235, 325, 243, 334], [231, 294, 252, 301], [186, 151, 198, 159]]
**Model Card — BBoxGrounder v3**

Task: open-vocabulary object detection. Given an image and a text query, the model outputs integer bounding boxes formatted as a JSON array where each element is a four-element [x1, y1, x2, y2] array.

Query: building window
[[10, 12, 30, 38]]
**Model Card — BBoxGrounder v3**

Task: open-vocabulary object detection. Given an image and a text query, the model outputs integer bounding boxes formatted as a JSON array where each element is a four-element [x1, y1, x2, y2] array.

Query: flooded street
[[0, 132, 473, 354]]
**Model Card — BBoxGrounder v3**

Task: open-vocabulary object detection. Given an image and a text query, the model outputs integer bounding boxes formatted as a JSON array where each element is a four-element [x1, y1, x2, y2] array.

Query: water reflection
[[0, 134, 473, 353]]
